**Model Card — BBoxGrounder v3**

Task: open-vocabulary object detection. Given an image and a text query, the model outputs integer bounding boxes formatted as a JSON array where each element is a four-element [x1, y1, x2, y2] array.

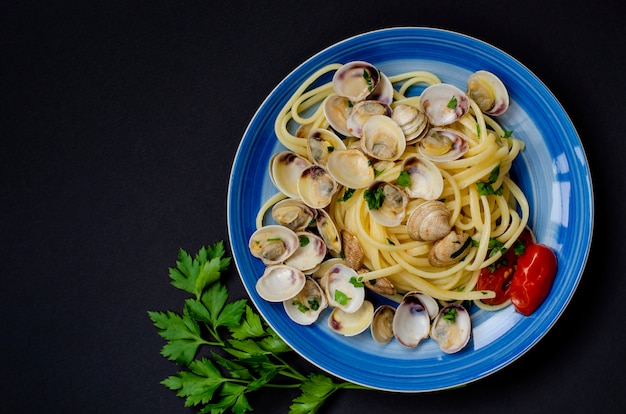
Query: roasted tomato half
[[477, 229, 534, 305], [509, 243, 558, 316]]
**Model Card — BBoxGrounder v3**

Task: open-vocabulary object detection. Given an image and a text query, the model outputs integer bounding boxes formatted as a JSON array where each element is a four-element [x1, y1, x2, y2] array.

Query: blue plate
[[227, 27, 593, 391]]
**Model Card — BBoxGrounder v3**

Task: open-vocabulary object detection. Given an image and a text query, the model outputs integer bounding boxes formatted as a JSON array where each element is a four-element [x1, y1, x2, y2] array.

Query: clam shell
[[297, 165, 338, 209], [248, 225, 299, 265], [360, 115, 406, 161], [323, 95, 352, 137], [332, 61, 380, 102], [401, 155, 444, 200], [430, 303, 472, 353], [271, 198, 317, 232], [406, 200, 452, 242], [367, 181, 408, 227], [270, 151, 312, 199], [419, 83, 470, 126], [256, 264, 306, 302], [284, 231, 327, 273], [371, 304, 396, 344], [323, 263, 365, 313], [393, 291, 431, 348], [326, 148, 375, 189], [328, 300, 374, 336], [417, 128, 469, 162], [283, 277, 327, 325], [306, 128, 346, 166], [467, 70, 509, 116]]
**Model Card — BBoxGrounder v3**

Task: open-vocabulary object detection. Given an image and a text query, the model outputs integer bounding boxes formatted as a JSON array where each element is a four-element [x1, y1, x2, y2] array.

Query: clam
[[326, 148, 375, 189], [284, 231, 327, 273], [270, 151, 312, 199], [315, 208, 342, 254], [271, 198, 316, 232], [428, 230, 472, 267], [367, 73, 395, 105], [346, 100, 392, 138], [249, 225, 299, 265], [371, 304, 396, 344], [364, 276, 396, 296], [341, 229, 364, 270], [391, 103, 429, 143], [366, 181, 408, 227], [412, 292, 440, 320], [332, 61, 380, 102], [322, 263, 365, 313], [306, 128, 346, 166], [430, 303, 472, 353], [360, 115, 406, 161], [323, 95, 352, 137], [406, 200, 452, 242], [297, 165, 338, 209], [392, 291, 431, 348], [401, 155, 444, 200], [466, 70, 509, 116], [283, 277, 328, 325], [417, 128, 469, 162], [328, 300, 374, 337], [312, 257, 346, 281], [256, 264, 306, 302], [419, 83, 470, 126]]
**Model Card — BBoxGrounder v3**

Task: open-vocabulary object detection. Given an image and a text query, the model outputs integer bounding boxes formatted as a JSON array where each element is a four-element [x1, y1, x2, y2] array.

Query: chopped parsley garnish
[[513, 239, 526, 256], [476, 164, 503, 196], [308, 298, 320, 311], [298, 235, 310, 247], [386, 238, 396, 245], [447, 96, 458, 109], [363, 69, 373, 91], [266, 237, 282, 242], [476, 123, 481, 137], [338, 188, 355, 202], [349, 276, 364, 288], [503, 129, 514, 138], [374, 168, 384, 177], [292, 299, 309, 313], [327, 145, 334, 153], [443, 307, 457, 323], [488, 238, 507, 257], [334, 289, 351, 306], [396, 170, 411, 187], [364, 187, 386, 210]]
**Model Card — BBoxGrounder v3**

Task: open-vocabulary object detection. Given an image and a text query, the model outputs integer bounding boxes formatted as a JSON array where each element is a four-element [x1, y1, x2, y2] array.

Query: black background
[[2, 1, 624, 413]]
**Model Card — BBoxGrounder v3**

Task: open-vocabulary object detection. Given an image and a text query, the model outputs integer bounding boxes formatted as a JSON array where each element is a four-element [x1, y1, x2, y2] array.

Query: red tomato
[[477, 248, 517, 305], [509, 244, 558, 316], [477, 228, 535, 305]]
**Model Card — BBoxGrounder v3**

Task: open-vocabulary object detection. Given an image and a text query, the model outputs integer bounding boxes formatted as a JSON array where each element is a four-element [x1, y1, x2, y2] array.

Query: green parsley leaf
[[327, 145, 334, 153], [488, 164, 500, 183], [364, 187, 385, 210], [337, 188, 355, 202], [513, 239, 526, 256], [443, 307, 457, 323], [349, 276, 364, 288], [396, 170, 411, 187], [334, 289, 351, 306], [298, 235, 310, 247], [386, 237, 396, 245], [477, 123, 481, 137], [503, 129, 514, 138], [292, 300, 309, 313], [151, 242, 370, 414], [363, 69, 373, 91], [374, 168, 384, 177], [447, 96, 458, 109]]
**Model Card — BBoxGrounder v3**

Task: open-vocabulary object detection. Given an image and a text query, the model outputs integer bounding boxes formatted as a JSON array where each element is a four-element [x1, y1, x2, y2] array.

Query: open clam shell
[[326, 148, 375, 189], [269, 151, 312, 199], [430, 303, 472, 354], [248, 225, 299, 265], [328, 300, 374, 337], [401, 155, 444, 200], [332, 61, 381, 103], [322, 263, 365, 313], [393, 291, 431, 348], [283, 277, 328, 325], [467, 70, 509, 116], [419, 83, 470, 126], [284, 231, 327, 273], [256, 264, 306, 302]]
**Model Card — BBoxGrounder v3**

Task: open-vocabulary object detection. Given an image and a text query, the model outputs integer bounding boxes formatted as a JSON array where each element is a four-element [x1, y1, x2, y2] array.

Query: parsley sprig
[[149, 241, 367, 413]]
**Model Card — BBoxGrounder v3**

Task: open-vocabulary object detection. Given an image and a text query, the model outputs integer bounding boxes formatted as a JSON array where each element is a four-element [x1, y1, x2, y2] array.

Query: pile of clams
[[249, 61, 510, 353]]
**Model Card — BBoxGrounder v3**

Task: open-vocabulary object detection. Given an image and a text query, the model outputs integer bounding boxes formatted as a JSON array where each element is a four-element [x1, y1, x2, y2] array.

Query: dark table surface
[[3, 1, 624, 413]]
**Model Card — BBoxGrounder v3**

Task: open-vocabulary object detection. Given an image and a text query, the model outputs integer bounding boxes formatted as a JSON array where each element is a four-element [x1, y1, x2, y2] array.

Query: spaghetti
[[261, 63, 529, 305]]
